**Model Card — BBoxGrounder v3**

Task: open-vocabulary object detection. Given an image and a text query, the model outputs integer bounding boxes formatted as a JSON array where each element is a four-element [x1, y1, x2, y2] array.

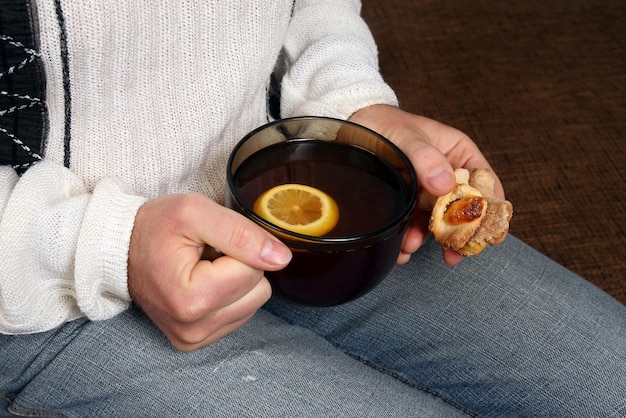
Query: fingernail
[[426, 167, 453, 191], [260, 238, 292, 266]]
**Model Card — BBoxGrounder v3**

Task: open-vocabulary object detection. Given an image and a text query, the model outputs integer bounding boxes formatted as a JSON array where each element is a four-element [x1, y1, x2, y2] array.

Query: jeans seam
[[347, 353, 479, 418], [6, 398, 67, 418]]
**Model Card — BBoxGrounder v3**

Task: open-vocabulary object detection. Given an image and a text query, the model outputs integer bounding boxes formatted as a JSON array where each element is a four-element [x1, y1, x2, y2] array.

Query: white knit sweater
[[0, 0, 397, 334]]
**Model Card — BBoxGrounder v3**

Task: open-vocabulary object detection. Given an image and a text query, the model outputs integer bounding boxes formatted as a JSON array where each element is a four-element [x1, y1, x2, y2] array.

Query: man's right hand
[[127, 193, 292, 351]]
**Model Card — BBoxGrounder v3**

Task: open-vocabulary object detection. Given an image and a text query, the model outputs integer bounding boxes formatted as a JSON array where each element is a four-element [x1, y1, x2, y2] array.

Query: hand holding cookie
[[419, 168, 513, 256]]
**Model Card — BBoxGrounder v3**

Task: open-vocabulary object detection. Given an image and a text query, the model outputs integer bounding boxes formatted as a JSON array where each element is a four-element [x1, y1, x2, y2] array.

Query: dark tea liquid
[[231, 140, 411, 306]]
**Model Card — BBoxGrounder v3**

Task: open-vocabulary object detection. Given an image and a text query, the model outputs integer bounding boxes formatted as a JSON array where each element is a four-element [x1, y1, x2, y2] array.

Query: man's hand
[[349, 104, 506, 266], [128, 193, 292, 351]]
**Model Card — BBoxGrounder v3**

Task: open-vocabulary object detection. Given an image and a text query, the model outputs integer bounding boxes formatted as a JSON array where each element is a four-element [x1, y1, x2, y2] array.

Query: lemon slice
[[253, 184, 339, 237]]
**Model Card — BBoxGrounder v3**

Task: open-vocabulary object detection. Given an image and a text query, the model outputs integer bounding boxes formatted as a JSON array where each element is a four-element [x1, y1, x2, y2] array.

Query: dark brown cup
[[225, 117, 417, 306]]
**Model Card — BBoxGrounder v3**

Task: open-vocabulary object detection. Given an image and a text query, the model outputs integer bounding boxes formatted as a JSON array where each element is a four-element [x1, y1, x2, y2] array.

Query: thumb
[[404, 139, 456, 197], [193, 196, 292, 271]]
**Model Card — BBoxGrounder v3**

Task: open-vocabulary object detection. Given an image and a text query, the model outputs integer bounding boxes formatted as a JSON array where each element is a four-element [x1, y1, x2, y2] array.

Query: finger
[[398, 205, 433, 259], [403, 140, 456, 197], [208, 276, 272, 333], [186, 194, 292, 271], [436, 131, 506, 200], [420, 119, 511, 199], [188, 256, 266, 312], [443, 248, 464, 266], [168, 277, 272, 352], [400, 225, 424, 257], [170, 313, 254, 352], [396, 251, 412, 265]]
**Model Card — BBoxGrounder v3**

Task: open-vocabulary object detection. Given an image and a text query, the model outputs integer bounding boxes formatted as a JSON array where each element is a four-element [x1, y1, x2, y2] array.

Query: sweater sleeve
[[279, 0, 398, 119], [0, 161, 147, 334]]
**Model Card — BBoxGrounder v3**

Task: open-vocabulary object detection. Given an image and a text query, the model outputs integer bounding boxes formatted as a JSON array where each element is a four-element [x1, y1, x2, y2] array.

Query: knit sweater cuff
[[282, 76, 399, 121], [75, 178, 147, 321]]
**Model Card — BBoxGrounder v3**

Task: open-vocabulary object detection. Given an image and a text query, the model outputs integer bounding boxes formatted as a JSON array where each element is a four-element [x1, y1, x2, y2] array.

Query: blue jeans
[[2, 236, 625, 417]]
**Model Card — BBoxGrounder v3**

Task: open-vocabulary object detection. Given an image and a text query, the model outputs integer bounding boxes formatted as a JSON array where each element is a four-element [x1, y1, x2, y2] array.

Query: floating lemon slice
[[253, 184, 339, 237]]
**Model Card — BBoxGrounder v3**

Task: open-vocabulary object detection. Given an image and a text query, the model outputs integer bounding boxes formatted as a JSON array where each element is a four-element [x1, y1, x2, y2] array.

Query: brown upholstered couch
[[362, 0, 625, 305]]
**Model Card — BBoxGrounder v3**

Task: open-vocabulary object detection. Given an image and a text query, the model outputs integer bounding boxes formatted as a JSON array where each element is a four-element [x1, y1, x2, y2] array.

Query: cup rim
[[227, 116, 418, 247]]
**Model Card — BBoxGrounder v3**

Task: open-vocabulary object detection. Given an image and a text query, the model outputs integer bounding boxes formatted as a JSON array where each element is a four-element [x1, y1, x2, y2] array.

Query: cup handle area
[[201, 245, 224, 261]]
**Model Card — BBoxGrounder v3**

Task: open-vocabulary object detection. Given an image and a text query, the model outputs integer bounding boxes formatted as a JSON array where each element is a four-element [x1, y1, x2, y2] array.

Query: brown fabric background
[[362, 0, 625, 305]]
